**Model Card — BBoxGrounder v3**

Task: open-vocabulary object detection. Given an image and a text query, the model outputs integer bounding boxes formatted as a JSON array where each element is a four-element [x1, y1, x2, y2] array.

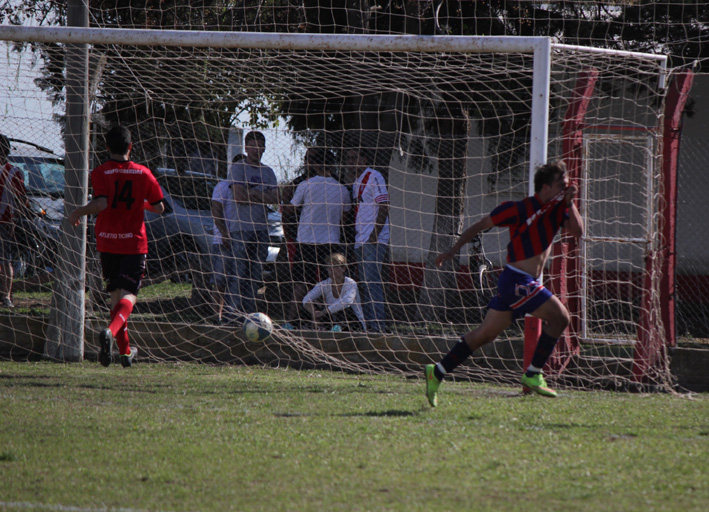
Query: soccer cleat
[[120, 346, 138, 368], [98, 328, 113, 367], [424, 364, 441, 407], [521, 372, 557, 398]]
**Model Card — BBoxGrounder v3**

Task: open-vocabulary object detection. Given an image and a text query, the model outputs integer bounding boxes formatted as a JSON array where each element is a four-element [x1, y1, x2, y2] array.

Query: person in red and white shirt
[[68, 126, 165, 368], [346, 148, 390, 333], [0, 134, 28, 308]]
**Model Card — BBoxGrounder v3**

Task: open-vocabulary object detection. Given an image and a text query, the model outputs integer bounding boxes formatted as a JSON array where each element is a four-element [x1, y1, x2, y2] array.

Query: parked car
[[144, 169, 215, 289], [6, 139, 63, 278]]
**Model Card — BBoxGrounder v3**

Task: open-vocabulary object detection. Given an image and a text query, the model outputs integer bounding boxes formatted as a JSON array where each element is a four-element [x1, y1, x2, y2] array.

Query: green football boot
[[424, 364, 441, 407], [521, 372, 558, 398]]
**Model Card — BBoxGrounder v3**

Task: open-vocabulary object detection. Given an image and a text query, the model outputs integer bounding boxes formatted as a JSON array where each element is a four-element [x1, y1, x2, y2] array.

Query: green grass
[[139, 280, 192, 300], [0, 363, 707, 511]]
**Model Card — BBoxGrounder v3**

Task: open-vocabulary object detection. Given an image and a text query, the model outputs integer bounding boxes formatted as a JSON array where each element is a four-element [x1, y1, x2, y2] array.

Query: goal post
[[0, 25, 557, 53], [43, 0, 90, 363], [0, 25, 675, 390]]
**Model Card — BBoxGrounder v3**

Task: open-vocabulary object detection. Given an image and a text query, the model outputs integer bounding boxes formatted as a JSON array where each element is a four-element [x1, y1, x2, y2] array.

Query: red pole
[[634, 70, 694, 381], [555, 68, 597, 366], [525, 68, 597, 387]]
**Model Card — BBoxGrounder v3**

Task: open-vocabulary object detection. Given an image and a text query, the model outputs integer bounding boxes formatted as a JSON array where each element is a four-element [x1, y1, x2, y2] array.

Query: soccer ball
[[242, 312, 273, 342]]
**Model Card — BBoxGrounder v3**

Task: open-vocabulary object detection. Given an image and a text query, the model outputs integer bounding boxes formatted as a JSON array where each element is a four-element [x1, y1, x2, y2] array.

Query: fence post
[[634, 69, 694, 381], [548, 68, 598, 373]]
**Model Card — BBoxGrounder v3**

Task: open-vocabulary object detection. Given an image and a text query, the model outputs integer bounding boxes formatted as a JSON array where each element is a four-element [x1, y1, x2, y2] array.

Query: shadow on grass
[[272, 409, 419, 418], [0, 373, 55, 380], [340, 410, 419, 418]]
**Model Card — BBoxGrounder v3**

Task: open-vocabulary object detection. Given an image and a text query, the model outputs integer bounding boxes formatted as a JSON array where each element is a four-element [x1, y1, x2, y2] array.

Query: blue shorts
[[488, 265, 553, 319]]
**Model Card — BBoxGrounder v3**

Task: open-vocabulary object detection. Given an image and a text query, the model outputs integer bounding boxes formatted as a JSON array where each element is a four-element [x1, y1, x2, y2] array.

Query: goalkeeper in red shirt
[[68, 126, 165, 367]]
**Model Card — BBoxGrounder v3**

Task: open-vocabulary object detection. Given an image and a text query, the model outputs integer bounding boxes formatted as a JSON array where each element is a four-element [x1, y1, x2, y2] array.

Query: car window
[[10, 156, 66, 197], [157, 175, 217, 212]]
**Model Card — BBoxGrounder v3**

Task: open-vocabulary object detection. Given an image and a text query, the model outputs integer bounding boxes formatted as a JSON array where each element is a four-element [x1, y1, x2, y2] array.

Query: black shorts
[[291, 243, 342, 285], [100, 252, 147, 295]]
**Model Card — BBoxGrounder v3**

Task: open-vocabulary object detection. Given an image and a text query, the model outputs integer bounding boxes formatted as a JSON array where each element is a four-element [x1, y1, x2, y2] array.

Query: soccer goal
[[0, 25, 678, 390]]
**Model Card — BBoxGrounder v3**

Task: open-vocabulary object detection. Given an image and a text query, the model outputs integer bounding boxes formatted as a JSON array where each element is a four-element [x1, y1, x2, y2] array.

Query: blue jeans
[[227, 230, 269, 314], [211, 243, 234, 290], [356, 243, 388, 331]]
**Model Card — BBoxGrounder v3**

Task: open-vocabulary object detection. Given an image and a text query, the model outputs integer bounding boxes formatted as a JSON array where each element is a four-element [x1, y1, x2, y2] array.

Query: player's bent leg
[[529, 295, 569, 338], [462, 308, 514, 352], [108, 293, 137, 336], [425, 309, 512, 407], [523, 296, 569, 397]]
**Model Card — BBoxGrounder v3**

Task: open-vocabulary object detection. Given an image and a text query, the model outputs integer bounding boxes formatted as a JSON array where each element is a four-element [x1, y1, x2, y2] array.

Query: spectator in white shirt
[[209, 154, 242, 323]]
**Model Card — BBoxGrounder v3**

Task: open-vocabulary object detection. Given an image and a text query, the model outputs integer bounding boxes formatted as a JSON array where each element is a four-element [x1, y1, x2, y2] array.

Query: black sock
[[438, 337, 473, 379], [528, 331, 559, 375]]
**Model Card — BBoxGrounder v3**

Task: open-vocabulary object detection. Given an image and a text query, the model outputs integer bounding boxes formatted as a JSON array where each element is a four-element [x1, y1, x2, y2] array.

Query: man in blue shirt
[[227, 131, 279, 316]]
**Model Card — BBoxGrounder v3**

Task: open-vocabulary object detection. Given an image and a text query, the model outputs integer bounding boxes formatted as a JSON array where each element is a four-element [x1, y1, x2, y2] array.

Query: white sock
[[526, 364, 543, 374]]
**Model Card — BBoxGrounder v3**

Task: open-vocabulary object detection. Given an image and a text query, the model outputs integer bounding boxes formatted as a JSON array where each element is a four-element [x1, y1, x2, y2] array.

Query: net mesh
[[0, 25, 680, 390]]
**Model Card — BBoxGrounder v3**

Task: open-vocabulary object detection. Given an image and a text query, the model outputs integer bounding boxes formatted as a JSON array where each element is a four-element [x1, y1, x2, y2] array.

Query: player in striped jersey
[[425, 160, 583, 403]]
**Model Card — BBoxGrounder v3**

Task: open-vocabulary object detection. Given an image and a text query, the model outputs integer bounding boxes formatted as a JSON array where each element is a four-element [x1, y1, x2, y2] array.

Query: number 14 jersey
[[91, 160, 163, 254]]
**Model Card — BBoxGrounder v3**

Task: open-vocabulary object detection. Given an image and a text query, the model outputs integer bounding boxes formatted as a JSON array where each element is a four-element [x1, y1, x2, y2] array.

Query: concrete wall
[[675, 72, 709, 275], [387, 72, 709, 279]]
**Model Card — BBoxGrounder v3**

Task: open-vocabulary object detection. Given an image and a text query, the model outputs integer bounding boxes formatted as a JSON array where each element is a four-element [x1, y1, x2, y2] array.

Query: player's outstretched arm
[[435, 216, 494, 267]]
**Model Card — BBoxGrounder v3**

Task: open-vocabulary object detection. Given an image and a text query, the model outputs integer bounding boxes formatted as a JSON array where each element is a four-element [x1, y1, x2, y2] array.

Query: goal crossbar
[[0, 25, 668, 66]]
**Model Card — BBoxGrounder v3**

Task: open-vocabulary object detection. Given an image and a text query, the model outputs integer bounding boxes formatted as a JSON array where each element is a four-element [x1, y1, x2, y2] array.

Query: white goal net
[[0, 26, 674, 390]]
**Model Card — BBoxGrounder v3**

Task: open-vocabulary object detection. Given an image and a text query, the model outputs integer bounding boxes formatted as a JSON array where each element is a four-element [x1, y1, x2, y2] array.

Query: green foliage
[[4, 1, 707, 184], [0, 362, 707, 511]]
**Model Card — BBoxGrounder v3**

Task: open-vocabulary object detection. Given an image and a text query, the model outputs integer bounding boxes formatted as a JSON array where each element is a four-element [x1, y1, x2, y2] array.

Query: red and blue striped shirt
[[490, 193, 569, 263]]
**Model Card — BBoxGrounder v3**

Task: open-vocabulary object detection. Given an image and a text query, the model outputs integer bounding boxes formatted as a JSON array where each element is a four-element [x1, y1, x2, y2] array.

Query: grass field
[[0, 362, 707, 512]]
